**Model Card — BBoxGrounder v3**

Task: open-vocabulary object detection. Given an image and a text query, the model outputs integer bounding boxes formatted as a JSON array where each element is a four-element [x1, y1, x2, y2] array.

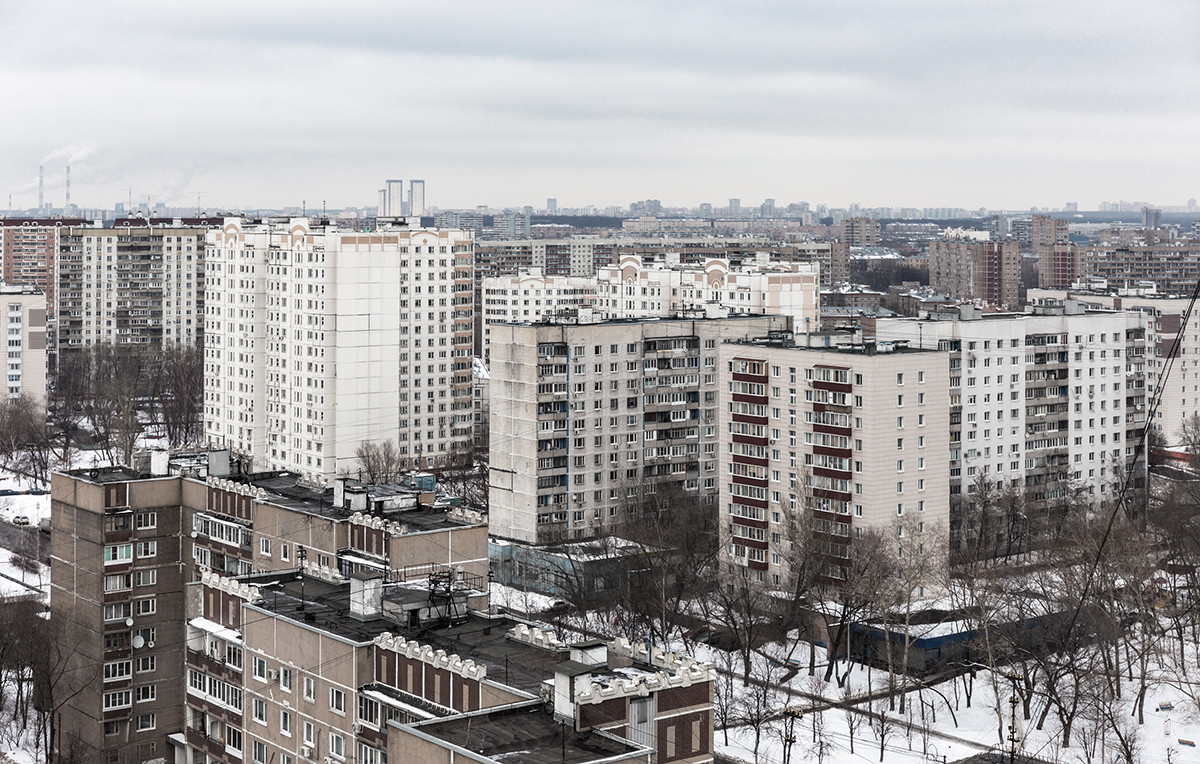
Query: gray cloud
[[1, 0, 1196, 210]]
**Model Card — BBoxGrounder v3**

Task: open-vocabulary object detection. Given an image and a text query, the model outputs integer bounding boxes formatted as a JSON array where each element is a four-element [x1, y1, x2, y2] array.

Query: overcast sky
[[2, 1, 1196, 212]]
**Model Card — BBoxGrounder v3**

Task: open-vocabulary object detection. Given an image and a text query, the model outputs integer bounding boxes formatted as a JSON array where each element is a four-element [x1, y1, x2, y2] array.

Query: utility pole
[[1006, 674, 1020, 764]]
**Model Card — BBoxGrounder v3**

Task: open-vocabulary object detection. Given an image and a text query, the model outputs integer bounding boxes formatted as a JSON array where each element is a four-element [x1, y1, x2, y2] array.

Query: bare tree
[[1178, 413, 1200, 467], [353, 440, 404, 484], [813, 528, 898, 686]]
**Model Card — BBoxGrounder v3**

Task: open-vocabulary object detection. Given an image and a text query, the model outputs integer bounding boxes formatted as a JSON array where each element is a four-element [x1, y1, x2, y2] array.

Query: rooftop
[[243, 573, 568, 693], [411, 703, 646, 764]]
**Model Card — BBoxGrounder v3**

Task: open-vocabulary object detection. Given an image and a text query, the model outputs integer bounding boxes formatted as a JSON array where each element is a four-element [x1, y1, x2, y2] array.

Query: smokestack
[[65, 166, 71, 208], [38, 165, 44, 211]]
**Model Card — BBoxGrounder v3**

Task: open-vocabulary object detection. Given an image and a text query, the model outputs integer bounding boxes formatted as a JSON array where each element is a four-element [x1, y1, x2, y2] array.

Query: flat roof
[[412, 704, 644, 764], [243, 573, 573, 695]]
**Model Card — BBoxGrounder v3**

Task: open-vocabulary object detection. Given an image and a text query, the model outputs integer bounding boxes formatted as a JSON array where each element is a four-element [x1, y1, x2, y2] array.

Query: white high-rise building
[[384, 179, 405, 217], [873, 304, 1149, 555], [410, 179, 425, 218], [2, 286, 47, 403], [204, 218, 475, 484]]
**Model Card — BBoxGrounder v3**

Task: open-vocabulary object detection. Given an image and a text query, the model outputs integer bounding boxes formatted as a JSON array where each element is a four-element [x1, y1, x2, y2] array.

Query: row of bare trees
[[0, 343, 203, 483]]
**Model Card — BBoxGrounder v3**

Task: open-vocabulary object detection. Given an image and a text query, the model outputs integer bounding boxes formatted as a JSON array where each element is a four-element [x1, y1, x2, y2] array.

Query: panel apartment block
[[489, 315, 791, 545], [204, 218, 475, 483], [2, 285, 47, 402], [58, 219, 206, 351], [717, 338, 950, 590]]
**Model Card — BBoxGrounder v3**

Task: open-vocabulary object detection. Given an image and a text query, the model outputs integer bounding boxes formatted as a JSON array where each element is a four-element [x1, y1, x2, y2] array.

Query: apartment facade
[[1029, 287, 1187, 440], [203, 218, 475, 483], [929, 239, 1020, 309], [478, 271, 597, 360], [0, 217, 85, 318], [874, 306, 1149, 554], [51, 459, 491, 764], [50, 469, 196, 763], [593, 255, 820, 327], [3, 285, 48, 402], [489, 314, 790, 545], [1032, 214, 1076, 289], [839, 217, 880, 247], [717, 338, 950, 590], [57, 219, 207, 352]]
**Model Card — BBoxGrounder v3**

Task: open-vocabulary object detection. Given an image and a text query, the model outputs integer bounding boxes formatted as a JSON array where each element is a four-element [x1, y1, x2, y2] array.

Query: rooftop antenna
[[195, 192, 206, 217], [296, 546, 307, 611]]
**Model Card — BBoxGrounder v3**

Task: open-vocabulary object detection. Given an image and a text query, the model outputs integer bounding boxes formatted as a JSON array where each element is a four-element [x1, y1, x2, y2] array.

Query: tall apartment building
[[1078, 240, 1200, 294], [1029, 287, 1187, 440], [478, 271, 598, 360], [839, 217, 880, 247], [50, 468, 194, 763], [1032, 214, 1075, 289], [0, 217, 85, 318], [57, 219, 207, 351], [717, 337, 950, 590], [489, 314, 791, 545], [3, 285, 48, 402], [874, 305, 1149, 554], [203, 218, 475, 483], [928, 238, 1020, 309], [594, 255, 820, 326]]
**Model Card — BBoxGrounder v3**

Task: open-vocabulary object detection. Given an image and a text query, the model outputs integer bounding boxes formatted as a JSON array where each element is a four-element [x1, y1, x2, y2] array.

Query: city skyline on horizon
[[3, 1, 1196, 213]]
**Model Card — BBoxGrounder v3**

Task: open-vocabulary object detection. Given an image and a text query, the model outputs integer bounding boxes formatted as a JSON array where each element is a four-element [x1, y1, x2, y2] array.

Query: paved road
[[0, 523, 48, 565]]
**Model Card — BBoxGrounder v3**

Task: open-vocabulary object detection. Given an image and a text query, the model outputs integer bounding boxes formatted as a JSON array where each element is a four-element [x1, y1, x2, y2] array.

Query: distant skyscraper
[[1065, 202, 1078, 212], [698, 202, 713, 217], [1142, 206, 1161, 229], [547, 197, 557, 214], [410, 179, 425, 217], [384, 178, 404, 217], [728, 198, 741, 217], [1032, 214, 1074, 288]]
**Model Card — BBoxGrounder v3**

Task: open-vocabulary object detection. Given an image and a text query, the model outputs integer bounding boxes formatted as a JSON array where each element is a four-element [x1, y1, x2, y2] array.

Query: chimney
[[65, 165, 71, 207], [38, 165, 44, 211], [349, 573, 383, 620]]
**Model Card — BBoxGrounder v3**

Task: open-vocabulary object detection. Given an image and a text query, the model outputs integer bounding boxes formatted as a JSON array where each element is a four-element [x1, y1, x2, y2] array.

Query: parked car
[[544, 600, 571, 616], [12, 515, 30, 526]]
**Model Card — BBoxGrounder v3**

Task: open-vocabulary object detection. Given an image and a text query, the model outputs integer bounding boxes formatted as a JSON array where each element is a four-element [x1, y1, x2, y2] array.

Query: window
[[253, 741, 267, 764], [136, 713, 156, 732], [303, 676, 315, 702], [104, 544, 133, 564], [281, 710, 292, 736], [253, 656, 268, 681], [330, 688, 346, 714], [135, 685, 156, 703], [103, 690, 132, 710], [134, 569, 157, 587], [281, 543, 290, 563], [253, 698, 267, 724], [134, 511, 157, 529], [103, 602, 131, 622], [105, 573, 132, 592], [359, 695, 381, 728], [104, 661, 132, 681], [304, 721, 316, 745], [134, 597, 156, 615], [280, 667, 292, 692], [135, 541, 156, 558], [357, 743, 387, 764], [135, 656, 156, 673], [330, 733, 346, 759], [260, 538, 272, 556]]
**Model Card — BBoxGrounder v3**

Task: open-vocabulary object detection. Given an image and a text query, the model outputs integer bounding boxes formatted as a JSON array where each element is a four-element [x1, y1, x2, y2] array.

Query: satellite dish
[[125, 618, 134, 627], [132, 635, 145, 649]]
